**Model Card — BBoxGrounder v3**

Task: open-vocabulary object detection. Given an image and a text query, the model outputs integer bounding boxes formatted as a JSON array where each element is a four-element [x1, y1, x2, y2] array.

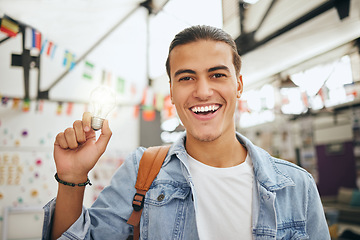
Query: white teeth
[[191, 105, 219, 113]]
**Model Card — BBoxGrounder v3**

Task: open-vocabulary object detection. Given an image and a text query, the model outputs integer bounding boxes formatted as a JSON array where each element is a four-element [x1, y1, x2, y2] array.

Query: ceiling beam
[[235, 0, 350, 55]]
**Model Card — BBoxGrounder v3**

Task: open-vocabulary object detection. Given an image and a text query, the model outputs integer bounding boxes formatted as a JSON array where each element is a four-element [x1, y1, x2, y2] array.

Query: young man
[[43, 25, 330, 239]]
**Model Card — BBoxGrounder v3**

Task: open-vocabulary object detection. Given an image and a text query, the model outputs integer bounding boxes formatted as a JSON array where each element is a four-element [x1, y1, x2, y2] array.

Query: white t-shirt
[[187, 153, 254, 240]]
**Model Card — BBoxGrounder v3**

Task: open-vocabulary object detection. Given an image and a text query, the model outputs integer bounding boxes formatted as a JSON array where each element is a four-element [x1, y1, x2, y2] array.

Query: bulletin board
[[0, 99, 139, 238]]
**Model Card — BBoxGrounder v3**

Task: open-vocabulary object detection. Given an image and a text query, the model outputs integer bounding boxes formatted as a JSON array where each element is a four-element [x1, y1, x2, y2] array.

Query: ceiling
[[1, 0, 360, 99], [0, 0, 223, 101], [223, 0, 360, 89]]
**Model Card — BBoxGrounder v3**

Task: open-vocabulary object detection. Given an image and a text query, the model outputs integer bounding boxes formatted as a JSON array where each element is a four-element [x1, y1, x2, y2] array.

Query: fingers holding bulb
[[82, 112, 92, 132], [73, 120, 86, 143], [64, 128, 79, 149], [96, 119, 112, 154]]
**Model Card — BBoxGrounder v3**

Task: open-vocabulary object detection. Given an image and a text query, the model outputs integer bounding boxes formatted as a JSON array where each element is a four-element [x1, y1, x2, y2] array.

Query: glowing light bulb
[[89, 86, 116, 131]]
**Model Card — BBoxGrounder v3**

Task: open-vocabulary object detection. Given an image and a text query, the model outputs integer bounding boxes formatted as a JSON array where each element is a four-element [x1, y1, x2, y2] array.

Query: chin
[[193, 131, 222, 142]]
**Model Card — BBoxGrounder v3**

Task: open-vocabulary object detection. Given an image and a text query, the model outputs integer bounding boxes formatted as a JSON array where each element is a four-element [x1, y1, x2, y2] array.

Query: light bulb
[[89, 85, 116, 131]]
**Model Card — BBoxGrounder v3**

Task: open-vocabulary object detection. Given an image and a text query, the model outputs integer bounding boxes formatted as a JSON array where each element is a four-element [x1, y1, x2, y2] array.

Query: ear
[[236, 75, 243, 98], [169, 80, 174, 104]]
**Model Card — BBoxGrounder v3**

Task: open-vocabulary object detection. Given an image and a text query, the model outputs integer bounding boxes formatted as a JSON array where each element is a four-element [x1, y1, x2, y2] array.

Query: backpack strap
[[127, 145, 170, 240]]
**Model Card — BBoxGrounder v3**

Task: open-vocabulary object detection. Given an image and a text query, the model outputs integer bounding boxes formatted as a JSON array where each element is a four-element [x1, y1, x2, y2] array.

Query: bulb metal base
[[91, 117, 104, 131]]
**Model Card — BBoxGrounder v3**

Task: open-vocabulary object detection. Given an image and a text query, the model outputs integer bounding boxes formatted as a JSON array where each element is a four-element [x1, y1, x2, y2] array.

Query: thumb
[[96, 119, 112, 154]]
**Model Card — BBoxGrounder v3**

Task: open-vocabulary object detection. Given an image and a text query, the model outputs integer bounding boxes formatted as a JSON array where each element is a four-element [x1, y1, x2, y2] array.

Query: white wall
[[0, 15, 142, 239]]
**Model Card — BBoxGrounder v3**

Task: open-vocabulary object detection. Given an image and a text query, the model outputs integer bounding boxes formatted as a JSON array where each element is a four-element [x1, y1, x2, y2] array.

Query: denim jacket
[[42, 132, 330, 240]]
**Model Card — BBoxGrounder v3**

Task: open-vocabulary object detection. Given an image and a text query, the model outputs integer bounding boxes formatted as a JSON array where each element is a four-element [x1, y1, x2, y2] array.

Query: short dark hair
[[165, 25, 241, 80]]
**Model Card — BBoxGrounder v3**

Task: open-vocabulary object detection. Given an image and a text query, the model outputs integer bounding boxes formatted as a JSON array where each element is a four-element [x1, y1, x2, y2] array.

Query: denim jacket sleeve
[[42, 147, 145, 240], [305, 174, 330, 239]]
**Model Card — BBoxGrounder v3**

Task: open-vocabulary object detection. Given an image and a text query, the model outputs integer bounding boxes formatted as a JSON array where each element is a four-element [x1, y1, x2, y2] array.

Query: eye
[[179, 76, 193, 81], [212, 73, 226, 79]]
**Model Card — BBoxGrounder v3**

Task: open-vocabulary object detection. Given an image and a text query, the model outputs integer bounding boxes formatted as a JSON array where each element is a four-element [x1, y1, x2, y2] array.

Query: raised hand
[[53, 112, 112, 183]]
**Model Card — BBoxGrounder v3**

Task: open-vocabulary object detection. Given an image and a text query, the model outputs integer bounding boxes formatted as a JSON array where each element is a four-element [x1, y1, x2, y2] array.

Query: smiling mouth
[[190, 104, 221, 115]]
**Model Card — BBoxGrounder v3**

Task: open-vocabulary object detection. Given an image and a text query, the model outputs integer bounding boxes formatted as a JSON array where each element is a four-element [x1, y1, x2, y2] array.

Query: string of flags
[[0, 15, 137, 94], [0, 92, 176, 122], [0, 14, 177, 122]]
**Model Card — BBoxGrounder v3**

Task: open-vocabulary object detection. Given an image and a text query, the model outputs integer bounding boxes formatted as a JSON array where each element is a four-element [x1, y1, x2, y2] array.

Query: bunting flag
[[141, 87, 156, 121], [163, 95, 175, 119], [66, 102, 73, 116], [56, 102, 63, 115], [63, 50, 75, 70], [133, 105, 140, 118], [32, 28, 41, 51], [46, 41, 54, 56], [12, 98, 20, 109], [0, 16, 19, 37], [40, 39, 48, 54], [141, 87, 155, 107], [2, 97, 9, 105], [142, 105, 156, 122], [117, 77, 125, 94], [83, 61, 94, 80], [24, 27, 33, 50], [51, 44, 57, 59], [22, 98, 30, 112], [36, 100, 44, 113]]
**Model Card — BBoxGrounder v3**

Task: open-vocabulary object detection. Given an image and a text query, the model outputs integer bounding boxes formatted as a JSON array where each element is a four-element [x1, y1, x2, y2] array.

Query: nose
[[193, 78, 213, 100]]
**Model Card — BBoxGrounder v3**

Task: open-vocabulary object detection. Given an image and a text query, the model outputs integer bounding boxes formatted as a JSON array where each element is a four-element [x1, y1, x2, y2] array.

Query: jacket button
[[157, 193, 165, 201]]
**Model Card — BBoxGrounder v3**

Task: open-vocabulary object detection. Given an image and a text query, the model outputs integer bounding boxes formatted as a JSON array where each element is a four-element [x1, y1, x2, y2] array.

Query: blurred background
[[0, 0, 360, 239]]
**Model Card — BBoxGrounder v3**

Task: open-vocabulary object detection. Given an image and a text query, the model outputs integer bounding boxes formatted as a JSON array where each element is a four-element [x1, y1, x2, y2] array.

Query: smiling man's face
[[169, 40, 243, 143]]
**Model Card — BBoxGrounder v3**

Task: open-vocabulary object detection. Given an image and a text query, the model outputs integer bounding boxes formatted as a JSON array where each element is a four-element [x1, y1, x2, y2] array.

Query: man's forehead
[[169, 41, 234, 74]]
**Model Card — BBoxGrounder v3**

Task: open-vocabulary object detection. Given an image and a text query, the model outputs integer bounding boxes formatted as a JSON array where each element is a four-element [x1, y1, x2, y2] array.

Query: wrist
[[56, 172, 88, 184], [55, 173, 92, 187]]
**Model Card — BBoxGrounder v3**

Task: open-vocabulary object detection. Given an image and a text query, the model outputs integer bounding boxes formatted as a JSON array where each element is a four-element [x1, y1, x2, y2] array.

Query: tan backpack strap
[[127, 145, 170, 240]]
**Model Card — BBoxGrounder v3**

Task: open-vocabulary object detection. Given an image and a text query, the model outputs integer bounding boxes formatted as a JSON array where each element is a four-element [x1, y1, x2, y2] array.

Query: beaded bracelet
[[54, 173, 92, 187]]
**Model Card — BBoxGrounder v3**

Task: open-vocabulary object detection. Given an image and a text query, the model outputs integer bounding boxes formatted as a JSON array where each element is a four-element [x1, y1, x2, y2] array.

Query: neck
[[185, 131, 247, 168]]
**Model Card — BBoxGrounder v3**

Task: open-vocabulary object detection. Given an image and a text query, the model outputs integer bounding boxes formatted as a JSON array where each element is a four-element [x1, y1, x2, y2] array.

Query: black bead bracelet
[[54, 173, 92, 187]]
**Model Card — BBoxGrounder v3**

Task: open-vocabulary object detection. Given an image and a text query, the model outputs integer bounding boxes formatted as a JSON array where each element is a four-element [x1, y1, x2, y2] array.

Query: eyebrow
[[174, 69, 196, 77], [208, 65, 230, 73], [174, 65, 230, 77]]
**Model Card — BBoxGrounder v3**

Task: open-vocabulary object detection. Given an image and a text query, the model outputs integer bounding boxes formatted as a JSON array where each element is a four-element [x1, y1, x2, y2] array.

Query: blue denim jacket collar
[[165, 131, 295, 192]]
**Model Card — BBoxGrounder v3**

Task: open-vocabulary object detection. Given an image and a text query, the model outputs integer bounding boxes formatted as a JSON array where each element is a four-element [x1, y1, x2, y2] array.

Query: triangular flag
[[133, 105, 140, 118], [63, 50, 75, 70], [22, 98, 30, 112], [66, 102, 73, 116], [12, 98, 20, 109], [117, 77, 125, 94], [51, 44, 57, 59], [83, 61, 94, 80], [0, 16, 19, 37], [56, 102, 63, 115], [46, 41, 53, 56], [142, 105, 156, 122], [24, 27, 32, 50], [142, 87, 155, 108], [2, 97, 9, 105], [70, 54, 76, 70], [36, 32, 42, 51], [40, 39, 48, 54], [36, 100, 44, 113], [163, 95, 175, 119], [31, 29, 42, 51]]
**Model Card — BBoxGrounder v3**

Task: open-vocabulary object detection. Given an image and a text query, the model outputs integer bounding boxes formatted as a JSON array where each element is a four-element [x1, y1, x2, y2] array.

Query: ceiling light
[[242, 0, 260, 4]]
